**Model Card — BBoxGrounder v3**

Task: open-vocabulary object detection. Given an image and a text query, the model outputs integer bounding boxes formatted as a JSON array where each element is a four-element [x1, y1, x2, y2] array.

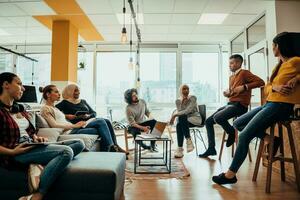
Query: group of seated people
[[0, 32, 299, 200], [123, 32, 300, 185]]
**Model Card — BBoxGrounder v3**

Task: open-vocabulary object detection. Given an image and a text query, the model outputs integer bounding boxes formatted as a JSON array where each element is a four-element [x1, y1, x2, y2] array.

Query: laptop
[[139, 121, 168, 139]]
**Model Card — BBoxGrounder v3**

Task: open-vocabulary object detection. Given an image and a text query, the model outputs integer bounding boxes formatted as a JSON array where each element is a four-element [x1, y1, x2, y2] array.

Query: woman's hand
[[11, 143, 34, 156], [287, 77, 299, 89], [73, 121, 86, 128], [66, 114, 76, 120], [272, 85, 293, 95]]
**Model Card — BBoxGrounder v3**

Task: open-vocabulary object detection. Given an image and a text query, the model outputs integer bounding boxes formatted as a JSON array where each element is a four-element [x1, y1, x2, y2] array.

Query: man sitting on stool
[[124, 88, 158, 152], [199, 54, 265, 158]]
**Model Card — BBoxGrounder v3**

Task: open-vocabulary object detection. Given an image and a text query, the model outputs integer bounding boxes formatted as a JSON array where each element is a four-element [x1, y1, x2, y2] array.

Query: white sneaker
[[28, 164, 43, 193], [186, 138, 194, 153], [174, 147, 184, 158]]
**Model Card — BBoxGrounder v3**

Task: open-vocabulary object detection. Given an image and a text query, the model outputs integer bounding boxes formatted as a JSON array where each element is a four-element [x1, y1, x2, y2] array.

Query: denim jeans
[[205, 102, 248, 148], [229, 102, 294, 173], [176, 115, 195, 147], [70, 118, 114, 150], [14, 139, 85, 195]]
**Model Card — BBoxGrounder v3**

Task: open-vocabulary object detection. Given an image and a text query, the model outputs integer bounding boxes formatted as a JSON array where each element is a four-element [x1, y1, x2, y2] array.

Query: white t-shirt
[[11, 114, 30, 138]]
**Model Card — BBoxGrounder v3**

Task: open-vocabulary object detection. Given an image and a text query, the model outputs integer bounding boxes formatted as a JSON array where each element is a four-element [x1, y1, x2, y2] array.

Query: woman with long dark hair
[[0, 72, 85, 200], [212, 32, 300, 185]]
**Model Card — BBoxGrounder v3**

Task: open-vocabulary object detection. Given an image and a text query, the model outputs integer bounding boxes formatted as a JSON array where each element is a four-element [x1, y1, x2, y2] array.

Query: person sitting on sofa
[[40, 85, 120, 152], [55, 84, 127, 154], [124, 88, 158, 151], [170, 84, 201, 158], [0, 72, 85, 200]]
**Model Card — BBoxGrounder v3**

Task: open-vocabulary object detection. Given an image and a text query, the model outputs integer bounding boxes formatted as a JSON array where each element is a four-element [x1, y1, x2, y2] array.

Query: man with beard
[[124, 88, 158, 151]]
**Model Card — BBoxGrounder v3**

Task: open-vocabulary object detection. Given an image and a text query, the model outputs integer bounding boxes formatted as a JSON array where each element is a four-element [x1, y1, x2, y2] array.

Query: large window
[[247, 16, 266, 48], [0, 50, 13, 73], [140, 52, 176, 121], [182, 53, 219, 105], [78, 52, 94, 105], [96, 52, 135, 121]]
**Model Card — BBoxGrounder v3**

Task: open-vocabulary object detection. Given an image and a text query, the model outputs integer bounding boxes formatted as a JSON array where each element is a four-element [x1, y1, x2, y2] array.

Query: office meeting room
[[0, 0, 300, 200]]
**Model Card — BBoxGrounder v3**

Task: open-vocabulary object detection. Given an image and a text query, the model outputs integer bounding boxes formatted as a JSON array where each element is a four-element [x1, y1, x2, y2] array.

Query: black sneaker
[[212, 173, 237, 185], [226, 133, 235, 147], [150, 145, 159, 152], [198, 147, 217, 158]]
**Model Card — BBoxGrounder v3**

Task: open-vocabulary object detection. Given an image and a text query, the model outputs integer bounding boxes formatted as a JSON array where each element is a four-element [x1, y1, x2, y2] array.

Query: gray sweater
[[175, 95, 202, 126], [126, 99, 150, 126]]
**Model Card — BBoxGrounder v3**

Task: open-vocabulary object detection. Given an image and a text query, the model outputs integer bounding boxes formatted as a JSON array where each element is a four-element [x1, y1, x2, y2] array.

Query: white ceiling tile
[[26, 27, 51, 35], [140, 25, 169, 34], [2, 27, 24, 35], [13, 1, 55, 15], [76, 0, 113, 14], [232, 0, 269, 14], [144, 14, 172, 25], [116, 13, 144, 24], [173, 0, 207, 13], [168, 25, 195, 34], [163, 34, 189, 42], [189, 33, 233, 42], [87, 14, 119, 25], [170, 14, 200, 24], [7, 16, 42, 27], [96, 25, 122, 33], [142, 34, 167, 42], [193, 25, 242, 34], [203, 0, 240, 13], [0, 3, 27, 16], [223, 14, 256, 26], [143, 0, 174, 14], [0, 17, 17, 27]]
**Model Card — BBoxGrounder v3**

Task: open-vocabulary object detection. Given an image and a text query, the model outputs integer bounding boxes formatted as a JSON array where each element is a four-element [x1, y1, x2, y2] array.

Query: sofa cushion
[[58, 134, 99, 150], [37, 128, 62, 142], [36, 113, 50, 128]]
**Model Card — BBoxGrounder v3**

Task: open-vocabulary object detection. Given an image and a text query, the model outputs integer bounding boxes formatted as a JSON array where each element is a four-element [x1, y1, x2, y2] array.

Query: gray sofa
[[0, 115, 126, 199], [1, 152, 126, 200]]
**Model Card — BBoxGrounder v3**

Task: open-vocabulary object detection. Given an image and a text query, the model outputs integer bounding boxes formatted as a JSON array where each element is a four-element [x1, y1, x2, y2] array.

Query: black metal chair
[[190, 104, 207, 155]]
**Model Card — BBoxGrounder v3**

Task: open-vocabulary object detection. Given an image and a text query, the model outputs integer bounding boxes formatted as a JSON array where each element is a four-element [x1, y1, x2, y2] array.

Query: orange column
[[51, 20, 78, 84]]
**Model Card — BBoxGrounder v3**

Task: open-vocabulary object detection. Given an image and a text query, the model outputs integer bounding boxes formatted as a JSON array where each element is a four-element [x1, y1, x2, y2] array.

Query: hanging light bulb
[[136, 77, 141, 88], [121, 27, 127, 43], [121, 0, 127, 44], [128, 56, 134, 70]]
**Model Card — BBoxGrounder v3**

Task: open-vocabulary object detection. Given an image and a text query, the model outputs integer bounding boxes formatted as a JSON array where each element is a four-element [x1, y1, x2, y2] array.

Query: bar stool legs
[[218, 131, 252, 162], [252, 121, 300, 193]]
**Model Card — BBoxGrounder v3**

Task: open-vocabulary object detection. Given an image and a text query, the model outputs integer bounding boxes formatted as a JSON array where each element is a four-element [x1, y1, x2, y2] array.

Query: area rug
[[125, 150, 190, 180]]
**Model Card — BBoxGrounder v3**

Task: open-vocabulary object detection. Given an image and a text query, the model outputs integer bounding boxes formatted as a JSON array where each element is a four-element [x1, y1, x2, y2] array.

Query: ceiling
[[0, 0, 273, 45]]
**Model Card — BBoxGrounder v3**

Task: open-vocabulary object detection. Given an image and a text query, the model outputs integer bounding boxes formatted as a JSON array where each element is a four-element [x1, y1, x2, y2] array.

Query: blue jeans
[[14, 139, 85, 194], [205, 102, 248, 148], [70, 118, 114, 150], [229, 102, 294, 173]]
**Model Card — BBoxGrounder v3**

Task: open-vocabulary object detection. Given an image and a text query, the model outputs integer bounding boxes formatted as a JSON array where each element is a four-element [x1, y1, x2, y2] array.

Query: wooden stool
[[218, 130, 252, 162], [252, 120, 300, 193], [124, 128, 134, 152]]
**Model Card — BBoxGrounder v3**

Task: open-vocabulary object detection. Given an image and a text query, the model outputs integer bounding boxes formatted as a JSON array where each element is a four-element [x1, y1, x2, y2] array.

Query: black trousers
[[176, 115, 195, 147], [205, 102, 248, 148], [128, 119, 157, 147]]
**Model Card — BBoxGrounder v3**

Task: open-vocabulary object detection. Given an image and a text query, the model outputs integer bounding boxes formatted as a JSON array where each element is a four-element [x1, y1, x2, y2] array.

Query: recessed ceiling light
[[0, 29, 10, 36], [198, 13, 228, 24], [116, 13, 144, 25]]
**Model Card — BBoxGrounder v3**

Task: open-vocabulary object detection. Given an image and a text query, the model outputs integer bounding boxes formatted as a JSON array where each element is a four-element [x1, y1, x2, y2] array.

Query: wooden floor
[[116, 130, 300, 200]]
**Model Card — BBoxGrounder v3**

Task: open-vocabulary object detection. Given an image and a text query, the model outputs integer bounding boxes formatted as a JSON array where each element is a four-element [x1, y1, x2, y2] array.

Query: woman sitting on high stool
[[212, 32, 300, 185], [170, 84, 202, 158]]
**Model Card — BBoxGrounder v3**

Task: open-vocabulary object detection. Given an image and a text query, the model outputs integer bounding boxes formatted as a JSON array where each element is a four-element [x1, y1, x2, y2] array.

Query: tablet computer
[[75, 111, 88, 116]]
